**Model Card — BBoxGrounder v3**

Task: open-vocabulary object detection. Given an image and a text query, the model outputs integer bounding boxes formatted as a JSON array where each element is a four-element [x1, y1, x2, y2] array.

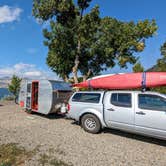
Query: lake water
[[0, 88, 12, 99]]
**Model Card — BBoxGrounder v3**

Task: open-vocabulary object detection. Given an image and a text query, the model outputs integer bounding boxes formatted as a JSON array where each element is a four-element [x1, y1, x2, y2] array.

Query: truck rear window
[[72, 93, 101, 103], [111, 93, 132, 107]]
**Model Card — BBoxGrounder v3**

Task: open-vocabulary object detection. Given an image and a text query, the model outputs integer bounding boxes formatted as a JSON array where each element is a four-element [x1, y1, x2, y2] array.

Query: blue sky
[[0, 0, 165, 79]]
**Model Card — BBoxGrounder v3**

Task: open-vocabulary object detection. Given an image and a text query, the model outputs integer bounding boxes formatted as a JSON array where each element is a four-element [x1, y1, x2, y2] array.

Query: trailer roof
[[50, 80, 72, 91]]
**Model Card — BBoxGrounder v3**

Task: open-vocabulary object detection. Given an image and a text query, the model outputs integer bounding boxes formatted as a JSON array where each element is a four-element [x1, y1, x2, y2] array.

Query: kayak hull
[[73, 72, 166, 89]]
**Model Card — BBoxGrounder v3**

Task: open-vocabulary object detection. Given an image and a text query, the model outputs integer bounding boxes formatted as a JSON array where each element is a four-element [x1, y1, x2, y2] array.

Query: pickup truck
[[67, 91, 166, 140]]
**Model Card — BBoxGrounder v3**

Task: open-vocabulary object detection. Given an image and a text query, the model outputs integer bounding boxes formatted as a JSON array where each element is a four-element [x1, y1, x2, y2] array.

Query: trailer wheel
[[25, 109, 32, 114], [81, 114, 101, 134]]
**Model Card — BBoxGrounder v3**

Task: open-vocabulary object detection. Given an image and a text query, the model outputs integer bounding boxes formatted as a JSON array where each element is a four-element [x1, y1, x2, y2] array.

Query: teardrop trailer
[[18, 79, 72, 114]]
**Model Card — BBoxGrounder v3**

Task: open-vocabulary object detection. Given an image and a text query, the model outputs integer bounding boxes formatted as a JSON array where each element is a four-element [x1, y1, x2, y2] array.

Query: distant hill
[[147, 65, 159, 72], [0, 77, 11, 88]]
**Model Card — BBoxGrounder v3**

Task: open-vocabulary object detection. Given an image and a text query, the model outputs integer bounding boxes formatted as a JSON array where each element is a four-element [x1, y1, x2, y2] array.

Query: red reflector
[[67, 104, 70, 111], [20, 101, 24, 107]]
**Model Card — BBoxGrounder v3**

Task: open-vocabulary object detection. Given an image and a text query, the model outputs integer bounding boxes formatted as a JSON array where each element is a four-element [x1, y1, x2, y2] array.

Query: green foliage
[[147, 42, 166, 93], [151, 42, 166, 94], [133, 62, 144, 72], [157, 42, 166, 71], [33, 0, 157, 83], [151, 87, 166, 94], [8, 75, 22, 97]]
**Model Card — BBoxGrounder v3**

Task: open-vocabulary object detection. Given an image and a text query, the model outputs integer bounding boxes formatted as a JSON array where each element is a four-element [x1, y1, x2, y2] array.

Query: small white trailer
[[18, 79, 72, 114]]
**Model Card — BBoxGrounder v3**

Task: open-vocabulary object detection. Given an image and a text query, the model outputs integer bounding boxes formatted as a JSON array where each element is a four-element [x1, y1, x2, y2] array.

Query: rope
[[141, 72, 146, 92], [88, 79, 91, 89]]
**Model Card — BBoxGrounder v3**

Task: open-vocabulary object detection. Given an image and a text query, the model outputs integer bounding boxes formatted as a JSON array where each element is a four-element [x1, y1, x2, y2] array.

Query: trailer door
[[31, 81, 39, 110]]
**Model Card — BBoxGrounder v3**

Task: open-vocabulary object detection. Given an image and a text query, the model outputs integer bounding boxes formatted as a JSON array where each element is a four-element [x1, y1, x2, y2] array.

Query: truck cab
[[67, 91, 166, 140]]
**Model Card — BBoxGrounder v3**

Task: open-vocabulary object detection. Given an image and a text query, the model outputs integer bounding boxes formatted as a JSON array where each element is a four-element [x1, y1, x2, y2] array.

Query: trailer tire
[[81, 114, 101, 134], [25, 109, 32, 114]]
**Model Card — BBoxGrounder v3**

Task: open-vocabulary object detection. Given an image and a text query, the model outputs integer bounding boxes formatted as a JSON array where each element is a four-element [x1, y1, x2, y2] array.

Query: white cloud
[[0, 63, 59, 80], [14, 63, 35, 71], [24, 71, 42, 77], [0, 5, 22, 24]]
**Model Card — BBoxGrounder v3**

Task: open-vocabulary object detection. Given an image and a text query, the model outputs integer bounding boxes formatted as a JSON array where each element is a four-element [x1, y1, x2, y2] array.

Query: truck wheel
[[81, 114, 101, 134]]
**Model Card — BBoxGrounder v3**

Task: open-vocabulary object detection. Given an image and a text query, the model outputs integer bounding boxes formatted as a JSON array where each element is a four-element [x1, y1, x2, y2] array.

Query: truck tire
[[81, 114, 101, 134]]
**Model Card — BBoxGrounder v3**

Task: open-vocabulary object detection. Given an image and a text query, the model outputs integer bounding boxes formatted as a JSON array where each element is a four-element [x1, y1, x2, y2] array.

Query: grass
[[49, 158, 72, 166], [0, 143, 72, 166], [38, 148, 72, 166], [0, 143, 33, 166], [38, 154, 72, 166]]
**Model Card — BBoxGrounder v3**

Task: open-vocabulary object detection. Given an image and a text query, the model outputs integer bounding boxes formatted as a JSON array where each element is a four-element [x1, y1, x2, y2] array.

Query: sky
[[0, 0, 165, 79]]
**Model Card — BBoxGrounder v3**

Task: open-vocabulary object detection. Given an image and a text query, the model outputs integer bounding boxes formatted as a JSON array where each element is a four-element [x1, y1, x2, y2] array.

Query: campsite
[[0, 0, 166, 166]]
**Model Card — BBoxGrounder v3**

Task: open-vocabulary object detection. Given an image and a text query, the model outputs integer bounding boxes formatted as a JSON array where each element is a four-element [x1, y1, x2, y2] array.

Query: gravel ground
[[0, 101, 166, 166]]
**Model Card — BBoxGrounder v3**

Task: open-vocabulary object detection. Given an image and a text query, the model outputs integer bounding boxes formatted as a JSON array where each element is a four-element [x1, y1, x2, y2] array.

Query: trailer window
[[27, 83, 31, 93], [138, 94, 166, 111], [111, 93, 132, 107], [72, 93, 101, 103]]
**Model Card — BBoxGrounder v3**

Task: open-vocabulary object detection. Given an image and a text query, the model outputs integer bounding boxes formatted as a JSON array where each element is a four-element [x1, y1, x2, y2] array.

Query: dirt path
[[0, 101, 166, 166]]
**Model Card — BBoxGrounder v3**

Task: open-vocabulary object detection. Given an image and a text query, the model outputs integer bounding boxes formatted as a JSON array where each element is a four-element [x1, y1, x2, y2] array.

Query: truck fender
[[78, 109, 107, 128]]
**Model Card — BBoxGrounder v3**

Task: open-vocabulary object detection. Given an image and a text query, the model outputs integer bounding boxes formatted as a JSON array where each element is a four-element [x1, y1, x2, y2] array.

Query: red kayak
[[72, 72, 166, 89]]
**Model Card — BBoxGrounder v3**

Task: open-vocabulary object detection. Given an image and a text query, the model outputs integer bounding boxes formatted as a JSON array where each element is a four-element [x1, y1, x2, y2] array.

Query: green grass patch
[[0, 143, 72, 166], [0, 143, 33, 166], [38, 150, 72, 166], [49, 158, 72, 166]]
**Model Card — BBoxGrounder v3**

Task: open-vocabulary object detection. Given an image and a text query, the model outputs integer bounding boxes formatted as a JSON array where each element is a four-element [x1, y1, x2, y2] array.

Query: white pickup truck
[[67, 91, 166, 140]]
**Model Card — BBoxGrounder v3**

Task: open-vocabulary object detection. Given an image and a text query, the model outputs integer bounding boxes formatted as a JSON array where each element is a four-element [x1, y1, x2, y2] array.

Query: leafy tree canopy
[[33, 0, 157, 83], [148, 41, 166, 94], [8, 75, 22, 98], [133, 62, 144, 72], [157, 42, 166, 71]]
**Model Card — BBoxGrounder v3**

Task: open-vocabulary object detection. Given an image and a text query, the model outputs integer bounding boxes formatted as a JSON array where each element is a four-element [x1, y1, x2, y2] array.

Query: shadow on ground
[[27, 111, 66, 120], [103, 128, 166, 147], [70, 120, 166, 147]]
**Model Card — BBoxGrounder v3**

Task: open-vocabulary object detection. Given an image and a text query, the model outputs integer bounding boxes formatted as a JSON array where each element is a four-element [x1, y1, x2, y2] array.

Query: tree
[[8, 75, 22, 102], [154, 41, 166, 93], [33, 0, 157, 83], [149, 41, 166, 93], [157, 42, 166, 71], [133, 62, 144, 72]]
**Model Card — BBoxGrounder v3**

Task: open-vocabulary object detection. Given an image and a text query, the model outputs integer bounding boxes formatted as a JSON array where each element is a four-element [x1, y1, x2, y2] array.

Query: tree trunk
[[72, 5, 85, 84], [72, 55, 79, 84], [64, 75, 69, 83], [72, 40, 81, 84], [83, 69, 91, 82]]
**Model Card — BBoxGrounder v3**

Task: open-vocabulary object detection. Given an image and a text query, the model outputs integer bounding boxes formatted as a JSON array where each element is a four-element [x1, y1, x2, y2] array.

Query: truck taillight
[[67, 103, 70, 111]]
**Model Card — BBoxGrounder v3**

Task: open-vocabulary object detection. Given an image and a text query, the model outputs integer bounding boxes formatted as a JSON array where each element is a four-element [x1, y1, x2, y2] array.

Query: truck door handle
[[107, 108, 115, 111], [136, 111, 146, 115]]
